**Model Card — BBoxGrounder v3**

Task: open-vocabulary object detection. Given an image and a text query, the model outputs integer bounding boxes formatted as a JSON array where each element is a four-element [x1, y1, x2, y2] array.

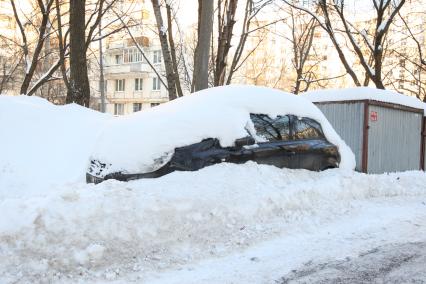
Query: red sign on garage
[[370, 111, 378, 122]]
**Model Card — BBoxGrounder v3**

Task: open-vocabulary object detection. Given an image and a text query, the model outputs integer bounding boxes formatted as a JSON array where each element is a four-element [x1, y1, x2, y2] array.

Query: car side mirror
[[235, 136, 255, 147]]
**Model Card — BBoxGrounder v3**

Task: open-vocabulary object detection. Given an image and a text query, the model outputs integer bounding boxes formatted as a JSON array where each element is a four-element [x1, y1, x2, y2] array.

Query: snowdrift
[[0, 95, 109, 197], [1, 163, 426, 282], [90, 85, 356, 176], [0, 86, 355, 193]]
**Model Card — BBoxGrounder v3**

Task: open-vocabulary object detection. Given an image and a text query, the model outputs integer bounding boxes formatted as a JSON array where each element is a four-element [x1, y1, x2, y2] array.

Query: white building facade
[[96, 38, 169, 115], [89, 0, 170, 115]]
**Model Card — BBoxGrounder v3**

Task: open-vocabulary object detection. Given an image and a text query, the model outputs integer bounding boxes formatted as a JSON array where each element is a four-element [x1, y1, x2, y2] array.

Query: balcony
[[107, 89, 168, 102], [104, 63, 151, 75]]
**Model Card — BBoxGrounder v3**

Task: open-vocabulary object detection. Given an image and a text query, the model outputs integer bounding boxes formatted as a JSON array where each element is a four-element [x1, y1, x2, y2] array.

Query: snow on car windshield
[[90, 85, 356, 176]]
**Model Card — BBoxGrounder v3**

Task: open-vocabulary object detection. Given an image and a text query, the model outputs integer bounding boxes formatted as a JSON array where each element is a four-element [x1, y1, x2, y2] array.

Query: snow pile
[[0, 93, 425, 283], [0, 163, 425, 282], [0, 95, 110, 197], [91, 85, 355, 176], [302, 87, 425, 111], [0, 87, 355, 196]]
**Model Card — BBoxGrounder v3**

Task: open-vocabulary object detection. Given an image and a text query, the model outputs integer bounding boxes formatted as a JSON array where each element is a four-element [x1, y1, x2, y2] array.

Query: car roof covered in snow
[[91, 85, 355, 176], [301, 87, 425, 113]]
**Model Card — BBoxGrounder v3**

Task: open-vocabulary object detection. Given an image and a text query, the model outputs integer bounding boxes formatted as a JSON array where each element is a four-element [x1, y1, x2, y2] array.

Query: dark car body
[[87, 113, 340, 184]]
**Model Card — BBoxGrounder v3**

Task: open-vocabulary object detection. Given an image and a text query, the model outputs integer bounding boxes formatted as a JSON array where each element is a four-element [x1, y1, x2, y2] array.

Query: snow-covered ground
[[1, 164, 426, 283], [1, 93, 426, 283]]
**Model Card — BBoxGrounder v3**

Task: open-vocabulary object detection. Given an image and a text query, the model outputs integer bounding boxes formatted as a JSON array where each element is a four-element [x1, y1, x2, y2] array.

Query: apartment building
[[0, 0, 20, 94], [240, 14, 347, 93], [88, 0, 170, 115], [91, 37, 169, 115], [241, 0, 425, 98], [390, 0, 426, 97]]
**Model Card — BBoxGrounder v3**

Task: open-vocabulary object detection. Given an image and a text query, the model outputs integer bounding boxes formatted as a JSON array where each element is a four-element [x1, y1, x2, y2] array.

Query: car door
[[248, 114, 299, 169]]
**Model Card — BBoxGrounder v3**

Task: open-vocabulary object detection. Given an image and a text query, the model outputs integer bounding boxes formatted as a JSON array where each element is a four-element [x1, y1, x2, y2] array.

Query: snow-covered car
[[86, 85, 355, 183]]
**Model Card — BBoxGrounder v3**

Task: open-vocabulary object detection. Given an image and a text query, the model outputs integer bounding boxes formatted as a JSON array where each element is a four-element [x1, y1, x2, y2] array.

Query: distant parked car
[[86, 85, 350, 184]]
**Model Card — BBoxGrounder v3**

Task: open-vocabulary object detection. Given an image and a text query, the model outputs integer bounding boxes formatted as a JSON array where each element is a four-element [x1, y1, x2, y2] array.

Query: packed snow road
[[277, 242, 426, 283], [1, 163, 426, 283], [141, 190, 426, 284]]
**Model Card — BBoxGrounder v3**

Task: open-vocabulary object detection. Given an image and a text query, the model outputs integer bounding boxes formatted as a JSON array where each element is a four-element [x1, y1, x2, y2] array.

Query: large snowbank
[[0, 93, 425, 283], [1, 163, 426, 282], [0, 95, 110, 196], [91, 85, 355, 176], [302, 87, 425, 111], [0, 87, 354, 197]]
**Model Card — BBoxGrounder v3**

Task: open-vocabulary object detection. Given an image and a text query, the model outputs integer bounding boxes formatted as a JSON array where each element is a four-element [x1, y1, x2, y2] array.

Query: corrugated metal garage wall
[[316, 102, 365, 171], [367, 105, 422, 173]]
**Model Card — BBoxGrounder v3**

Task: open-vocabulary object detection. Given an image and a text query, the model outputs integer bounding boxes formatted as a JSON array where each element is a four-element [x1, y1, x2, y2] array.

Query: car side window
[[293, 117, 324, 140], [250, 114, 290, 142]]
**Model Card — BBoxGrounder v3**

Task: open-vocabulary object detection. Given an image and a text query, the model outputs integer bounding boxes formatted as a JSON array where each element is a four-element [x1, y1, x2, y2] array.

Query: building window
[[124, 48, 143, 63], [133, 103, 142, 112], [115, 79, 125, 92], [151, 103, 160, 107], [152, 77, 161, 91], [115, 54, 123, 64], [153, 50, 162, 64], [135, 78, 143, 91], [114, 103, 124, 115], [300, 0, 312, 7]]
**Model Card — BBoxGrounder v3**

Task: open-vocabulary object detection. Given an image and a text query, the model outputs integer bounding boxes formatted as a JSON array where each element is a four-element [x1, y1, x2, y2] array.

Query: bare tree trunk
[[214, 0, 238, 86], [67, 0, 91, 106], [98, 23, 106, 112], [318, 0, 361, 87], [192, 0, 214, 92], [288, 7, 316, 94], [54, 0, 71, 96], [332, 0, 405, 89], [166, 4, 183, 98], [225, 0, 270, 85], [10, 0, 54, 95], [151, 0, 177, 100]]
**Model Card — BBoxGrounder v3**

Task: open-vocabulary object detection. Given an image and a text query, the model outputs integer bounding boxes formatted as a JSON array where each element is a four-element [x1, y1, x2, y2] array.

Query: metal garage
[[303, 88, 425, 174]]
